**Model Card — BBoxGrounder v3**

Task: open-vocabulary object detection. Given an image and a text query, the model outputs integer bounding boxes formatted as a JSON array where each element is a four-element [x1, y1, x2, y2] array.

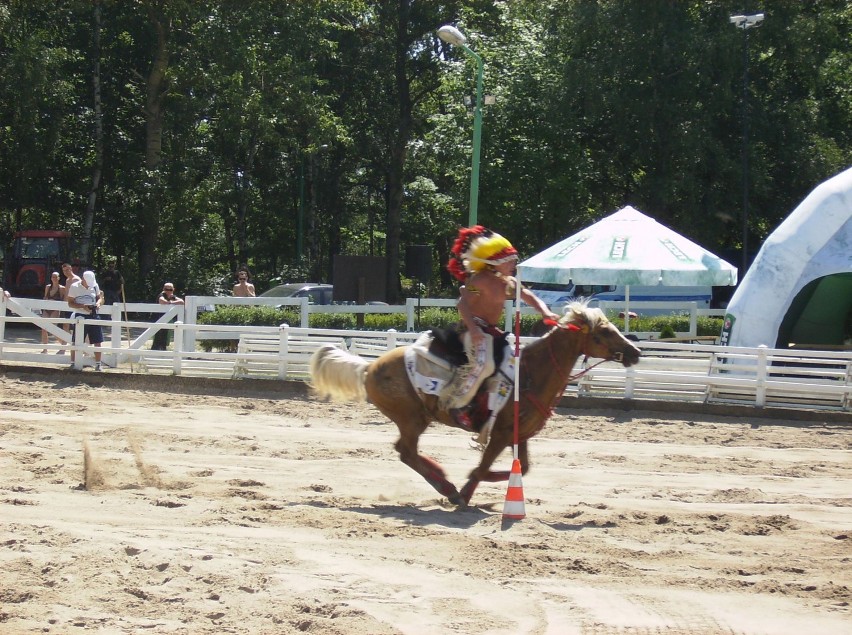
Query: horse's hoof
[[448, 493, 467, 507]]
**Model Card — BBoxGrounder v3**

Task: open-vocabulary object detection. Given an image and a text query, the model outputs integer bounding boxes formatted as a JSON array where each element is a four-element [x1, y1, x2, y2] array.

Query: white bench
[[135, 351, 236, 378], [708, 352, 852, 410], [577, 346, 714, 402], [346, 331, 433, 360], [233, 332, 348, 379]]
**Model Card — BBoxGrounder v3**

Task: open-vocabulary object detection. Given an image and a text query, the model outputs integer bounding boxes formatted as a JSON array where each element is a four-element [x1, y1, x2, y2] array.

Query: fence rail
[[2, 295, 849, 412]]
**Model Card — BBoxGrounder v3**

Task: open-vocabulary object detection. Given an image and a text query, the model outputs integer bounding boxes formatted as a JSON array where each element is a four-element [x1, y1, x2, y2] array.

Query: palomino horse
[[310, 303, 641, 506]]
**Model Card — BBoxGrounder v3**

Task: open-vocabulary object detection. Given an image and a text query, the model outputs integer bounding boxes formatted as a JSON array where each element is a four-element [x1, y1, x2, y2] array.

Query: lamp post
[[730, 12, 764, 275], [437, 24, 483, 227]]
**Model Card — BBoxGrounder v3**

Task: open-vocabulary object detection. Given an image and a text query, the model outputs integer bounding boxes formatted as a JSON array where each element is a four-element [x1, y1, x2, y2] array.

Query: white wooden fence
[[1, 294, 849, 412]]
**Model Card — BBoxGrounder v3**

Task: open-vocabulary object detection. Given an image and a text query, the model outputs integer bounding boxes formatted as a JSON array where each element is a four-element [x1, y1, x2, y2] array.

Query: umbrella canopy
[[517, 206, 738, 287]]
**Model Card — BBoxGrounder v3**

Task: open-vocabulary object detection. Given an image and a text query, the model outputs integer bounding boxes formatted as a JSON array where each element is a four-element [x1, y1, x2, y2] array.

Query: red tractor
[[2, 230, 89, 298]]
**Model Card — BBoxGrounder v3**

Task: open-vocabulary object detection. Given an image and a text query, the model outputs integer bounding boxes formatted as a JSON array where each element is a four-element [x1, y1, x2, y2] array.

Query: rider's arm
[[519, 285, 560, 321]]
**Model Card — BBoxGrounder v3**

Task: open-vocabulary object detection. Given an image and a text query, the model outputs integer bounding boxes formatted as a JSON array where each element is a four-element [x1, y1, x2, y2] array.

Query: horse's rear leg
[[394, 427, 463, 505], [367, 352, 463, 504]]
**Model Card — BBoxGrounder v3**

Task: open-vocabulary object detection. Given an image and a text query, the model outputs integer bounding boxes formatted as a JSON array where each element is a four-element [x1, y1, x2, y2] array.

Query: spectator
[[60, 262, 81, 341], [232, 267, 256, 297], [66, 270, 104, 371], [100, 259, 124, 305], [152, 282, 185, 351], [61, 262, 81, 287], [41, 271, 66, 353]]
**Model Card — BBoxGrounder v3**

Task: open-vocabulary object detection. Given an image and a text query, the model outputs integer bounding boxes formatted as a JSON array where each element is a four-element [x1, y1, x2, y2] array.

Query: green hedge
[[606, 313, 724, 336], [196, 305, 723, 351]]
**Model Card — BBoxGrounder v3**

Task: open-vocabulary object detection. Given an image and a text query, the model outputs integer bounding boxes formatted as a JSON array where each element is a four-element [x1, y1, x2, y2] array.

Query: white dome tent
[[721, 166, 852, 349]]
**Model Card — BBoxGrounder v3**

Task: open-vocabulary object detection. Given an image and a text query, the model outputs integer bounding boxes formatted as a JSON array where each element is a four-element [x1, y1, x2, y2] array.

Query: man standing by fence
[[66, 271, 104, 371]]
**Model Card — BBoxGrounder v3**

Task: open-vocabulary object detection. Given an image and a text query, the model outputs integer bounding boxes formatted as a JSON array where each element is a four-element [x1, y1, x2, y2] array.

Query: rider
[[443, 225, 559, 430]]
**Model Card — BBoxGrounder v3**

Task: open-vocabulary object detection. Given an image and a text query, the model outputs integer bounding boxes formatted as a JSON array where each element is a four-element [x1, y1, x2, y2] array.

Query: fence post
[[688, 302, 698, 337], [105, 304, 121, 368], [183, 295, 198, 352], [405, 298, 415, 331], [299, 298, 309, 328], [172, 321, 184, 376], [755, 344, 768, 406], [387, 328, 397, 350], [72, 316, 86, 369], [624, 366, 636, 399], [845, 358, 852, 410], [279, 324, 290, 379], [0, 293, 6, 355]]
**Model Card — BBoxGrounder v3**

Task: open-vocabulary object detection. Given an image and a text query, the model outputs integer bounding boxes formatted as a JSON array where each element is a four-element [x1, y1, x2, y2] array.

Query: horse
[[309, 302, 641, 506]]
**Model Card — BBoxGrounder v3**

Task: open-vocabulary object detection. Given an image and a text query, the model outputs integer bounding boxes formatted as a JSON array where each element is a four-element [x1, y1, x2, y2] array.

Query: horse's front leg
[[477, 442, 529, 482], [458, 433, 524, 505]]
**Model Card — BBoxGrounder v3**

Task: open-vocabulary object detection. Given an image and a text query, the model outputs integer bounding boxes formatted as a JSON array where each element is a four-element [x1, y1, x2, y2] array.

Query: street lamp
[[437, 24, 483, 227], [730, 12, 764, 275]]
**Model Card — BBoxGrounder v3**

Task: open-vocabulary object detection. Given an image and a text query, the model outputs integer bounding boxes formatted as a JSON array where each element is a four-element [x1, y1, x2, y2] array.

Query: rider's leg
[[441, 330, 495, 409]]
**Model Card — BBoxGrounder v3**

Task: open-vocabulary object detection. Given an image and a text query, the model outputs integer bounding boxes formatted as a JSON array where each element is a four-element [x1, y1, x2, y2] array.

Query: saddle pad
[[404, 345, 451, 395]]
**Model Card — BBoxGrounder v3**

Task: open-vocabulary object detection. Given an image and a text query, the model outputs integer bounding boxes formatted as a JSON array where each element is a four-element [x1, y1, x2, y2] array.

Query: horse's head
[[559, 302, 641, 367]]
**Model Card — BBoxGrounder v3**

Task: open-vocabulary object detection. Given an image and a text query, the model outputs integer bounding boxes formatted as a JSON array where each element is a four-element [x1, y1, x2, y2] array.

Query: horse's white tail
[[309, 344, 370, 402]]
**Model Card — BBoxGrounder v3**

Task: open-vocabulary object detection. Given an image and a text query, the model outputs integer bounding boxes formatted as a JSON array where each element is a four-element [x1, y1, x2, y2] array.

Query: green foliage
[[605, 313, 724, 337], [658, 323, 677, 340], [0, 0, 848, 300]]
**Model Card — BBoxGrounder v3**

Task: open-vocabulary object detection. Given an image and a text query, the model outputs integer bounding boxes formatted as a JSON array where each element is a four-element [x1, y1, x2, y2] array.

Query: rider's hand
[[469, 328, 485, 345]]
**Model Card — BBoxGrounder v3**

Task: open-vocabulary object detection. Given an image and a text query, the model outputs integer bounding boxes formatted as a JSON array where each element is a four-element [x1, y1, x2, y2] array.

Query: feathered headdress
[[447, 225, 518, 282]]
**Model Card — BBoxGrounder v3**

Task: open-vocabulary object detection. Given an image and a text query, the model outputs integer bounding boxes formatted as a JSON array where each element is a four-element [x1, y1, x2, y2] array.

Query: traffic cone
[[502, 458, 526, 520]]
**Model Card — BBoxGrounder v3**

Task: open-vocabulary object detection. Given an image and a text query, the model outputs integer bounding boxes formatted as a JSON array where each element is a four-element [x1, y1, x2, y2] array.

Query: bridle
[[518, 318, 616, 425], [541, 317, 626, 374]]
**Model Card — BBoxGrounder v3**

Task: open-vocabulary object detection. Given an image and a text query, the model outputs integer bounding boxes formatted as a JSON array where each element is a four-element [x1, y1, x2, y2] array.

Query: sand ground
[[0, 369, 850, 634]]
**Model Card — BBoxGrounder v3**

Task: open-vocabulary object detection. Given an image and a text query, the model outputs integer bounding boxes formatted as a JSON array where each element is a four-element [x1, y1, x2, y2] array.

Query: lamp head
[[437, 25, 467, 46], [730, 13, 764, 29]]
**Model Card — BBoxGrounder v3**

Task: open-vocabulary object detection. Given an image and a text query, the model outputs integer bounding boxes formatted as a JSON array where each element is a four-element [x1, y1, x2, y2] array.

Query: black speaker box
[[405, 245, 432, 283]]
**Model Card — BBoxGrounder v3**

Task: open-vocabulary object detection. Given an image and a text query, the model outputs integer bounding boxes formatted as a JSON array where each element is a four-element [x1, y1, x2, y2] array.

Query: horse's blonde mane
[[560, 300, 608, 330]]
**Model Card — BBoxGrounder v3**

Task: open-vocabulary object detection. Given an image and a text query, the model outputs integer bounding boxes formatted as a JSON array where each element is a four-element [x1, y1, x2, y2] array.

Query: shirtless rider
[[442, 226, 559, 429]]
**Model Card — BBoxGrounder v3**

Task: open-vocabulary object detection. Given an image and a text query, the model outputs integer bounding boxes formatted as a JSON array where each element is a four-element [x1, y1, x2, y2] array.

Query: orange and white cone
[[502, 458, 526, 520]]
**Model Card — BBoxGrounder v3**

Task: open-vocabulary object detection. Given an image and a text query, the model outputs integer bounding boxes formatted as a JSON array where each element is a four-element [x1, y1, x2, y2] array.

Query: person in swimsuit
[[41, 271, 66, 352]]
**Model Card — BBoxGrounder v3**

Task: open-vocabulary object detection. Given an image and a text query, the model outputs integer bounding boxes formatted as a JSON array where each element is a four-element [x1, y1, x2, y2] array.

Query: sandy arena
[[1, 369, 850, 634]]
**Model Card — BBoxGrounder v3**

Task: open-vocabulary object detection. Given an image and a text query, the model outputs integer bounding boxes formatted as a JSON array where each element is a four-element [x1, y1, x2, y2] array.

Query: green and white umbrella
[[519, 206, 737, 287], [518, 206, 737, 329]]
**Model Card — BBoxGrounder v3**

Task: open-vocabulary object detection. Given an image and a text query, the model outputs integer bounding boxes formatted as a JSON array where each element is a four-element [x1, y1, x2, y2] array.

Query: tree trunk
[[140, 6, 170, 284], [384, 0, 414, 304], [82, 0, 104, 266], [234, 138, 259, 267]]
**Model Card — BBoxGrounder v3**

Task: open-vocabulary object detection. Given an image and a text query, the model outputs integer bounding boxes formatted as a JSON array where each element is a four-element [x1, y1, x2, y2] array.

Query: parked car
[[259, 283, 334, 305]]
